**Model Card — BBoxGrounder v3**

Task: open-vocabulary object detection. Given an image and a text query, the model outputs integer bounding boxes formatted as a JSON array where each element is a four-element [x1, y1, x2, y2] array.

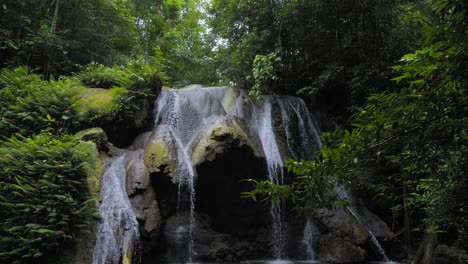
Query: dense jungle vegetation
[[0, 0, 466, 263]]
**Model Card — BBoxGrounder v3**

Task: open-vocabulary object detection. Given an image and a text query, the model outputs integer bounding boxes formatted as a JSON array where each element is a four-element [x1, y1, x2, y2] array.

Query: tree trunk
[[412, 232, 437, 264]]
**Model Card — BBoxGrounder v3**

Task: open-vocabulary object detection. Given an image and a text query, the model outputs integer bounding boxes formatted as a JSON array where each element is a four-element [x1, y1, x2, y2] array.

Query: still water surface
[[174, 260, 400, 264]]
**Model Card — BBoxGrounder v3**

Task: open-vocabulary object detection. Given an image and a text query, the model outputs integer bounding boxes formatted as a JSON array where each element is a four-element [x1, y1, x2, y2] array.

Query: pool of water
[[177, 261, 399, 264]]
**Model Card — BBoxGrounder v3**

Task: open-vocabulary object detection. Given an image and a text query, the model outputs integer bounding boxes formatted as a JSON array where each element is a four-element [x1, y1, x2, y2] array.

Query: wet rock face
[[123, 86, 402, 263], [161, 212, 271, 263], [318, 235, 367, 263], [313, 190, 403, 263], [143, 126, 176, 178], [192, 116, 263, 166], [126, 157, 162, 260], [315, 207, 371, 246], [146, 131, 271, 263]]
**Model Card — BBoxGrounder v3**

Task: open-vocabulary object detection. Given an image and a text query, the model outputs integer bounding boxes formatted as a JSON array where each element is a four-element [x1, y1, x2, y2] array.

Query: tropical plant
[[244, 1, 467, 262], [0, 67, 80, 137], [0, 133, 98, 263]]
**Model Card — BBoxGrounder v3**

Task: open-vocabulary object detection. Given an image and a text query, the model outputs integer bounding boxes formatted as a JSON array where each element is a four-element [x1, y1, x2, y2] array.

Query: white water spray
[[153, 86, 322, 261], [335, 186, 390, 262], [92, 154, 141, 264]]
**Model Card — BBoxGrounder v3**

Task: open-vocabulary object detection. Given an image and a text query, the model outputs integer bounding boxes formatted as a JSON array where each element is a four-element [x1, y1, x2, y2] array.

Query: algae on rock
[[192, 117, 263, 166], [143, 127, 176, 178]]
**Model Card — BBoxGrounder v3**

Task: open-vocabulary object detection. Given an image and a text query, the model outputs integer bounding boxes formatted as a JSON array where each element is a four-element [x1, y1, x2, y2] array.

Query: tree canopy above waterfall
[[0, 0, 466, 263]]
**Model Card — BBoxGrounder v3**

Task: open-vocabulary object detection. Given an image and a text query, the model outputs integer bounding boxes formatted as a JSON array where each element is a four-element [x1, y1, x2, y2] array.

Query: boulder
[[318, 234, 367, 263], [315, 206, 370, 246], [143, 126, 176, 178], [126, 157, 161, 234], [129, 188, 160, 233], [162, 212, 266, 262], [126, 159, 150, 196], [192, 116, 263, 166], [314, 188, 397, 261], [74, 127, 112, 152]]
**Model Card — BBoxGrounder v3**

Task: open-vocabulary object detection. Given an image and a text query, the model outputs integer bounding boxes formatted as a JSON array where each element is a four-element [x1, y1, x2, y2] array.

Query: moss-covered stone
[[75, 87, 124, 119], [74, 127, 112, 152], [192, 117, 262, 166], [143, 128, 175, 178]]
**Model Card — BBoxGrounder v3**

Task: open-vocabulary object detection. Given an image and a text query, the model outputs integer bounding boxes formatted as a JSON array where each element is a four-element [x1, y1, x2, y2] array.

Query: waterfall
[[302, 218, 319, 260], [277, 97, 322, 260], [335, 186, 391, 262], [92, 154, 141, 264], [152, 86, 322, 261], [153, 86, 228, 261], [91, 85, 397, 263], [255, 100, 285, 258]]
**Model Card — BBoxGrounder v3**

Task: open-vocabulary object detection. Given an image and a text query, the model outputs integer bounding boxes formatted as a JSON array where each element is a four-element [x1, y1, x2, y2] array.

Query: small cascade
[[92, 154, 141, 264], [277, 97, 322, 161], [277, 98, 323, 260], [302, 217, 319, 260], [335, 186, 391, 262], [152, 86, 323, 261], [255, 100, 285, 258]]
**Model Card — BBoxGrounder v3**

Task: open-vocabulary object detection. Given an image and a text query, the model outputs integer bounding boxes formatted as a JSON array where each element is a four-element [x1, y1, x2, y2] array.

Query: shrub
[[0, 67, 80, 137], [75, 62, 127, 88], [0, 133, 98, 263], [72, 61, 161, 145]]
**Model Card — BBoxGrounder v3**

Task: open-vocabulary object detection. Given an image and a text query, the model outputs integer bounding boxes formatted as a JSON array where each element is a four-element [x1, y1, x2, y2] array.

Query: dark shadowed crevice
[[195, 145, 270, 235]]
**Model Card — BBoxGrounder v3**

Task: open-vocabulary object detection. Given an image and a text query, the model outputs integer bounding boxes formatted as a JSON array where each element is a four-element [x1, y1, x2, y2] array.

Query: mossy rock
[[143, 126, 176, 178], [74, 127, 112, 152], [75, 87, 124, 119], [192, 117, 263, 166]]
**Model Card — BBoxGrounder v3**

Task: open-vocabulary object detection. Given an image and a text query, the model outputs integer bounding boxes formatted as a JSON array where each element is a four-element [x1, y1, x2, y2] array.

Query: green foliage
[[0, 67, 80, 137], [242, 158, 347, 213], [248, 52, 281, 97], [0, 61, 162, 142], [0, 133, 97, 263], [208, 0, 423, 102], [247, 0, 467, 245], [76, 62, 128, 88], [73, 60, 161, 129], [0, 0, 138, 76], [132, 0, 218, 87]]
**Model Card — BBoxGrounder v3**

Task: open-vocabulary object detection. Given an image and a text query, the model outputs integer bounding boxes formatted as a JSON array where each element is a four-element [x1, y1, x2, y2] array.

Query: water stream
[[153, 86, 322, 261], [91, 86, 357, 263], [92, 153, 141, 264], [335, 186, 390, 262]]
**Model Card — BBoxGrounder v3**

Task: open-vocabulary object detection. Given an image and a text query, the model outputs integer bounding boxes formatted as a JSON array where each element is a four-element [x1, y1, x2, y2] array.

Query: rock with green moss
[[74, 127, 113, 152], [75, 87, 124, 119], [192, 116, 263, 166], [143, 125, 176, 179]]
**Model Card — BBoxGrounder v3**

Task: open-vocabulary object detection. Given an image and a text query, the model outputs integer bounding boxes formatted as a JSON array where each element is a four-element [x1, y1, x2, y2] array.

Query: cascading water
[[277, 98, 323, 260], [255, 100, 285, 259], [153, 86, 228, 261], [152, 86, 322, 261], [91, 85, 397, 263], [92, 153, 141, 264], [335, 186, 391, 262], [302, 218, 319, 261]]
